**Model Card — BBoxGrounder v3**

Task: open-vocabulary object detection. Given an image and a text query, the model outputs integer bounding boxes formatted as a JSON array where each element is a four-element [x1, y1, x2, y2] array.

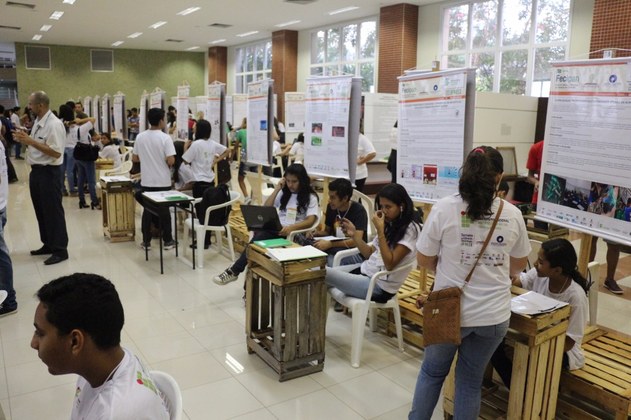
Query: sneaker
[[163, 240, 177, 250], [333, 302, 344, 312], [140, 242, 151, 250], [604, 278, 624, 295], [0, 306, 18, 318], [213, 269, 238, 285]]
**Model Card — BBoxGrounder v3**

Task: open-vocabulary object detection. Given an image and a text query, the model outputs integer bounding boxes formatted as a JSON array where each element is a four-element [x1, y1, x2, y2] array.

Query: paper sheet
[[510, 291, 568, 315]]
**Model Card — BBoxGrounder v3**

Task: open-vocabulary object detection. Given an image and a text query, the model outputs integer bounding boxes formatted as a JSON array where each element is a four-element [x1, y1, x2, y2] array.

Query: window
[[234, 40, 272, 94], [441, 0, 571, 96], [310, 19, 377, 92]]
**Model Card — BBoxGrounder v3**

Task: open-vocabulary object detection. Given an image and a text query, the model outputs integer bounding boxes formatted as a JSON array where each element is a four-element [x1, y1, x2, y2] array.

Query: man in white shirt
[[133, 108, 176, 250], [13, 91, 69, 265], [31, 273, 169, 420]]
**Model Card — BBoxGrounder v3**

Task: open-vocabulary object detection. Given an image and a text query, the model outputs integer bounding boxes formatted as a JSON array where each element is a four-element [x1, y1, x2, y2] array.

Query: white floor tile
[[124, 311, 187, 339], [269, 389, 363, 420], [182, 377, 263, 420], [134, 331, 205, 364], [209, 343, 270, 376], [228, 407, 278, 420], [189, 319, 246, 350], [169, 303, 234, 331], [8, 382, 75, 420], [6, 360, 76, 397], [150, 351, 232, 390], [235, 368, 323, 406], [378, 358, 422, 393]]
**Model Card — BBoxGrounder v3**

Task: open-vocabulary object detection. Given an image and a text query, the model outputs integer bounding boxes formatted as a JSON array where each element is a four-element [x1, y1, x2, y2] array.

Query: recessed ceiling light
[[111, 41, 124, 47], [186, 46, 200, 51], [328, 6, 359, 15], [32, 34, 42, 40], [62, 0, 76, 4], [275, 20, 301, 28], [149, 21, 167, 29], [177, 7, 201, 16], [40, 25, 52, 32], [127, 32, 143, 38], [236, 31, 259, 37], [49, 11, 64, 20], [210, 39, 226, 44]]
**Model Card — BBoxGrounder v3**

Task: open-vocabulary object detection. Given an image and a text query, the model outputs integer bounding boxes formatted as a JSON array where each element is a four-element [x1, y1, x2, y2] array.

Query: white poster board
[[92, 95, 101, 133], [226, 96, 234, 127], [232, 94, 248, 128], [363, 93, 398, 158], [193, 96, 208, 120], [207, 84, 226, 145], [83, 96, 92, 117], [149, 90, 164, 110], [284, 92, 305, 134], [101, 95, 111, 135], [536, 58, 631, 246], [304, 75, 361, 180], [176, 85, 190, 141], [139, 93, 148, 134], [397, 68, 476, 203], [113, 93, 126, 141], [246, 79, 274, 166]]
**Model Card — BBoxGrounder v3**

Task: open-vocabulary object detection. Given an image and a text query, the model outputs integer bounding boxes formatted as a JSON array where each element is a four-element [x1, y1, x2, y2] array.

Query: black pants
[[355, 178, 367, 193], [135, 186, 174, 244], [230, 229, 280, 275], [29, 165, 68, 255], [192, 181, 213, 199], [386, 148, 397, 184]]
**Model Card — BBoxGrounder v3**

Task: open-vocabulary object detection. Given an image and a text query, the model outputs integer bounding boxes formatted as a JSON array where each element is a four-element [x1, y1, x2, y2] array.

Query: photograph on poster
[[439, 166, 460, 184], [411, 165, 422, 180], [260, 120, 268, 130], [559, 178, 590, 211], [542, 173, 566, 205], [616, 188, 631, 221], [588, 183, 618, 218], [312, 123, 323, 134], [423, 165, 438, 185], [311, 136, 322, 146], [332, 126, 345, 137]]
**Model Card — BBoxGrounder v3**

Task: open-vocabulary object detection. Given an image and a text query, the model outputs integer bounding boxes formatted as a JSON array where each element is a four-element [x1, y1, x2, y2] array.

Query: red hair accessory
[[473, 147, 485, 154]]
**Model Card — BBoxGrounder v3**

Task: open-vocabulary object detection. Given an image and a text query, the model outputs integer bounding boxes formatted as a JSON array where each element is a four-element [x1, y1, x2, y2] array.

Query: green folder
[[253, 238, 293, 248]]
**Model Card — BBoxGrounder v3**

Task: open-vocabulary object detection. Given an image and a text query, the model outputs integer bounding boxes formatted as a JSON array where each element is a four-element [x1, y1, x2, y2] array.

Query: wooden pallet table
[[229, 209, 249, 253], [100, 178, 135, 242], [245, 244, 328, 381], [443, 286, 570, 420]]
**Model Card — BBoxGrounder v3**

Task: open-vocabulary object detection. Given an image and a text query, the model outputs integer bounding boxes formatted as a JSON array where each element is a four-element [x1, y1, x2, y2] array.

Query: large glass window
[[235, 40, 272, 94], [310, 19, 377, 92], [441, 0, 571, 96]]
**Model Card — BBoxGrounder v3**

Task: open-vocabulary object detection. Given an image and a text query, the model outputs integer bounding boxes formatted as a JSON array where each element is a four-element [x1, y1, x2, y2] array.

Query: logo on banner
[[609, 74, 618, 83]]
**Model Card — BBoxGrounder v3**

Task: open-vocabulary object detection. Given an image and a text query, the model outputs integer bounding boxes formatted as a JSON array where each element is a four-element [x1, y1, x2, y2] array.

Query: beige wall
[[16, 43, 205, 109]]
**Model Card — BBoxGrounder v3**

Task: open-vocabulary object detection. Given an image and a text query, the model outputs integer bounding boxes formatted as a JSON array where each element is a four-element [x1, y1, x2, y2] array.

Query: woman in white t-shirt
[[491, 238, 589, 387], [214, 163, 320, 285], [409, 146, 530, 420], [355, 133, 376, 192], [325, 183, 421, 303], [98, 133, 121, 169]]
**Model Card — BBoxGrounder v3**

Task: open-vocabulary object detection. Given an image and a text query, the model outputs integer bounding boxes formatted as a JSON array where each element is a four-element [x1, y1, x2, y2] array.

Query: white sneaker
[[213, 269, 238, 285]]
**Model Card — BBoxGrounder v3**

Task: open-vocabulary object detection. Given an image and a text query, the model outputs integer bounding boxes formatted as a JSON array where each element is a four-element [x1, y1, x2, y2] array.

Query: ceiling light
[[40, 25, 52, 32], [111, 41, 124, 47], [32, 34, 42, 41], [177, 7, 201, 16], [149, 21, 167, 29], [210, 39, 226, 44], [328, 6, 359, 15], [49, 11, 64, 20], [275, 20, 301, 28], [186, 46, 200, 51], [127, 32, 143, 38], [62, 0, 76, 4], [236, 31, 259, 38]]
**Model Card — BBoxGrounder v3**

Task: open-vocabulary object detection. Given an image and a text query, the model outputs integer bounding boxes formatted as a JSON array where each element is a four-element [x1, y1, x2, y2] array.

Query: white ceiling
[[0, 0, 440, 53]]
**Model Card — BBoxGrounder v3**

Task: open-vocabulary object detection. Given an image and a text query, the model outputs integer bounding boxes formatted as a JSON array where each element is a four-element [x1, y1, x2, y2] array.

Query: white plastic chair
[[104, 160, 133, 177], [184, 190, 241, 268], [150, 370, 182, 420], [351, 189, 376, 241], [587, 261, 600, 326], [272, 154, 285, 177], [287, 214, 321, 242], [329, 255, 415, 368]]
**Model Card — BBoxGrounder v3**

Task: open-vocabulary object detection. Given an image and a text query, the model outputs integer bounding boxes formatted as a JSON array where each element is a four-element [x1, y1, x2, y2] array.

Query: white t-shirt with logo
[[520, 268, 588, 370], [133, 129, 176, 188], [417, 195, 530, 327], [273, 192, 319, 227], [182, 139, 227, 183], [71, 348, 169, 420], [356, 134, 376, 180]]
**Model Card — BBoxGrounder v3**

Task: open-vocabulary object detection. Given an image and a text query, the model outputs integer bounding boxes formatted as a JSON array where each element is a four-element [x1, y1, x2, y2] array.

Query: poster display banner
[[246, 79, 273, 166], [397, 69, 472, 203], [207, 84, 225, 145], [101, 95, 111, 136], [176, 85, 190, 141], [139, 93, 148, 133], [536, 58, 631, 246], [113, 93, 125, 141], [226, 96, 234, 128], [149, 90, 164, 110], [284, 92, 305, 133], [92, 96, 101, 133], [304, 76, 354, 178], [232, 94, 248, 128], [83, 97, 92, 118]]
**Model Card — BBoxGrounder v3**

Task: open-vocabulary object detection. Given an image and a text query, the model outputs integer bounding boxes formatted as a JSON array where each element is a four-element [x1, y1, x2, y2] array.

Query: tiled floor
[[2, 159, 630, 419]]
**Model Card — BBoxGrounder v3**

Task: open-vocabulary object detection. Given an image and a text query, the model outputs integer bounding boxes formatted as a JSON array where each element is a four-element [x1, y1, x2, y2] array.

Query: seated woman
[[213, 163, 320, 285], [98, 133, 121, 169], [279, 133, 304, 164], [325, 183, 421, 303], [491, 238, 590, 387]]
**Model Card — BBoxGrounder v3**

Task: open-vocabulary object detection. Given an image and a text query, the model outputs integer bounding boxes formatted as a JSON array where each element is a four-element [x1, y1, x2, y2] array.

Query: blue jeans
[[62, 147, 77, 193], [325, 266, 395, 303], [325, 247, 365, 267], [14, 143, 21, 159], [409, 320, 510, 420], [75, 160, 98, 204], [0, 208, 16, 309]]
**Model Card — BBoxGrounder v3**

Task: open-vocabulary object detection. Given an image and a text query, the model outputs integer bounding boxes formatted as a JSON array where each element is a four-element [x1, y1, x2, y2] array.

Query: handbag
[[422, 200, 504, 346], [73, 128, 99, 161]]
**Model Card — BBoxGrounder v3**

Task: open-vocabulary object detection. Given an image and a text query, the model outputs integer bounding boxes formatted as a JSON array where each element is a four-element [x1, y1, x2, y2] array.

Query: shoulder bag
[[73, 127, 99, 161], [422, 200, 504, 346]]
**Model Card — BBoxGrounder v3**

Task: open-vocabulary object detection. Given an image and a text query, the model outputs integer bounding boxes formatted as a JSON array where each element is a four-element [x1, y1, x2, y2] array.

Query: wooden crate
[[100, 179, 135, 242], [558, 330, 631, 420], [229, 209, 249, 253], [245, 244, 328, 381]]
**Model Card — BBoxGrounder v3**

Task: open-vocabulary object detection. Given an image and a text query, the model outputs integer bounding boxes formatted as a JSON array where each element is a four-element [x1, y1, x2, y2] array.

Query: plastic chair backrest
[[150, 370, 182, 420], [351, 189, 376, 241]]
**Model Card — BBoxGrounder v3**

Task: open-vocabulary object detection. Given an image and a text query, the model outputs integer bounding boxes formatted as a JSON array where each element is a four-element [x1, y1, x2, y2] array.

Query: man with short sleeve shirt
[[133, 108, 176, 250], [13, 91, 69, 265]]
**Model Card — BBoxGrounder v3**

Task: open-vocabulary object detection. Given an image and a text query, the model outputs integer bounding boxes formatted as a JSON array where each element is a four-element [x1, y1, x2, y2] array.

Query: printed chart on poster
[[246, 79, 273, 166], [113, 93, 125, 140], [176, 85, 190, 141], [207, 84, 225, 145], [193, 96, 208, 121], [536, 58, 631, 246], [397, 69, 475, 203], [284, 92, 305, 132], [304, 76, 359, 179]]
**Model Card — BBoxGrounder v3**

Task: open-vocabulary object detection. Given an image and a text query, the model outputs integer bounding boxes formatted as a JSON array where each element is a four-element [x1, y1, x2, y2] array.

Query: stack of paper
[[266, 245, 327, 262], [100, 175, 131, 183], [510, 291, 568, 315]]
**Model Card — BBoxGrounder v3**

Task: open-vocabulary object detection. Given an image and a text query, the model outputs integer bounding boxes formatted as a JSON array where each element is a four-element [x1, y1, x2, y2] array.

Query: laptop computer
[[240, 205, 283, 232]]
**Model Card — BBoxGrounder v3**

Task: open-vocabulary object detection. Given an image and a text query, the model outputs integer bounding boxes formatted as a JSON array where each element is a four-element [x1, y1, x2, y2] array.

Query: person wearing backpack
[[194, 164, 232, 249]]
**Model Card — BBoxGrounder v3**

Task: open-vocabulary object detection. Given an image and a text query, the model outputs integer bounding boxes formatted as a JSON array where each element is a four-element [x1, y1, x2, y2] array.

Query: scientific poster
[[113, 93, 125, 141], [92, 95, 101, 133], [149, 90, 164, 110], [101, 95, 110, 136], [232, 94, 248, 128], [284, 92, 305, 133], [176, 85, 190, 141], [82, 96, 92, 118], [536, 58, 631, 246], [246, 79, 273, 166], [139, 93, 148, 134], [397, 69, 475, 203], [207, 84, 225, 145], [363, 93, 398, 158]]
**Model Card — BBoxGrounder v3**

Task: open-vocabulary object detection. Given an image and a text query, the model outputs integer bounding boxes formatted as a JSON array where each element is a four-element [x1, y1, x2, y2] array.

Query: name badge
[[285, 207, 297, 225], [335, 225, 345, 238]]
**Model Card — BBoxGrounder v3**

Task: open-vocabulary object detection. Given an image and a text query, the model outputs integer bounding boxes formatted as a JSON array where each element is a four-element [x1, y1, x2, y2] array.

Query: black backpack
[[196, 183, 232, 226]]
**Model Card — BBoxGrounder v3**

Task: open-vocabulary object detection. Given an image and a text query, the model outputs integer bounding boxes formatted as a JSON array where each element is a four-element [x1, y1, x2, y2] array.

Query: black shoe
[[44, 253, 68, 265], [91, 201, 101, 210], [30, 246, 53, 256], [0, 306, 18, 318], [79, 202, 89, 209]]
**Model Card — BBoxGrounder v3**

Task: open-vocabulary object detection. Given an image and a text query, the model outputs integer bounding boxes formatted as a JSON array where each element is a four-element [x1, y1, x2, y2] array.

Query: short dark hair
[[147, 108, 165, 126], [195, 119, 211, 140], [66, 101, 76, 110], [36, 273, 124, 349], [329, 178, 353, 201], [131, 107, 138, 113]]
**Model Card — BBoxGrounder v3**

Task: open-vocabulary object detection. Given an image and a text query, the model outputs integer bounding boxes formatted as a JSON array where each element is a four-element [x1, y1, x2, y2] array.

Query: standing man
[[133, 108, 176, 250], [0, 139, 17, 316], [74, 101, 88, 119], [10, 107, 23, 160], [128, 108, 140, 141], [13, 91, 69, 265]]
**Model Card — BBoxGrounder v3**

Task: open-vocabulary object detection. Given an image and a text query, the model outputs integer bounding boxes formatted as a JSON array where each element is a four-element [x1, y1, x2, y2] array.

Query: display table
[[245, 243, 328, 381], [443, 286, 571, 419], [100, 177, 135, 242]]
